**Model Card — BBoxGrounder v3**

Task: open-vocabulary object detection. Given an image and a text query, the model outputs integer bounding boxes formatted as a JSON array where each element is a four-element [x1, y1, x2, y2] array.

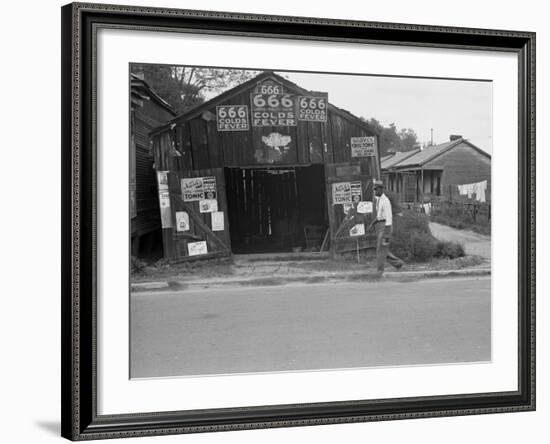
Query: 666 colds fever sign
[[216, 105, 249, 131]]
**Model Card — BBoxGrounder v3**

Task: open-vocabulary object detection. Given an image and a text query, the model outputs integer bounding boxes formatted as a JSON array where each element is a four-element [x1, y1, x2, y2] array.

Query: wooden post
[[420, 167, 424, 204]]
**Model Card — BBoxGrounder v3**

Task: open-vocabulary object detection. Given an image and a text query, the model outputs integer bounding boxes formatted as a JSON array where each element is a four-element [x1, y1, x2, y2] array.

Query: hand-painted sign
[[351, 136, 377, 157], [251, 80, 297, 127], [298, 95, 328, 122], [216, 105, 249, 131], [253, 79, 284, 95], [181, 176, 217, 202], [332, 182, 352, 205], [188, 241, 208, 256], [251, 93, 297, 126], [175, 211, 190, 231]]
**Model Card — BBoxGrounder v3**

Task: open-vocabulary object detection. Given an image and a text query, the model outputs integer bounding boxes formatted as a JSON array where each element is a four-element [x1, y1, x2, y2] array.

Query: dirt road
[[429, 222, 491, 261]]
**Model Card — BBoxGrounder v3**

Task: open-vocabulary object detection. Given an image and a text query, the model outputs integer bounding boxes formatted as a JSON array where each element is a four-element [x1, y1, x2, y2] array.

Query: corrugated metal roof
[[392, 139, 463, 168], [381, 149, 421, 169]]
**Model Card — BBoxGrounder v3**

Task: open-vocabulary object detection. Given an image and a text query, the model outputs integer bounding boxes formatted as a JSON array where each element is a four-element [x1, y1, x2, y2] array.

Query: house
[[130, 73, 177, 257], [148, 71, 382, 262], [382, 135, 491, 204]]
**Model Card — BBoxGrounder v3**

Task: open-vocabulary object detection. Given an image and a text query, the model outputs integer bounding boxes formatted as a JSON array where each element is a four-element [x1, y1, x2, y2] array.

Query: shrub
[[409, 231, 440, 261], [436, 241, 465, 259], [389, 206, 465, 262], [391, 210, 439, 262]]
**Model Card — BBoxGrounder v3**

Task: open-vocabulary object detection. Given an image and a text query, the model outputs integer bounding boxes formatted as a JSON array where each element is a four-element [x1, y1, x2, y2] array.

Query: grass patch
[[431, 205, 491, 235]]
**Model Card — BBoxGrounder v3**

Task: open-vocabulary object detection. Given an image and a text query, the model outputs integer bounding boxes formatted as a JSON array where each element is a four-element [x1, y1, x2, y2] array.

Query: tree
[[362, 118, 419, 156], [398, 128, 419, 152], [132, 65, 259, 114]]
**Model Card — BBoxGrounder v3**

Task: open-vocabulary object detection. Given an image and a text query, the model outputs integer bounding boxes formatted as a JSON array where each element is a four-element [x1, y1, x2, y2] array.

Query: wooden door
[[157, 167, 232, 263], [325, 161, 377, 255]]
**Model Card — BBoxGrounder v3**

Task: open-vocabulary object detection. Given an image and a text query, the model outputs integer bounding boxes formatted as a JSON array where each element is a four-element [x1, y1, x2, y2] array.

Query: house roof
[[130, 74, 176, 116], [381, 149, 421, 170], [390, 138, 491, 169], [150, 70, 379, 136]]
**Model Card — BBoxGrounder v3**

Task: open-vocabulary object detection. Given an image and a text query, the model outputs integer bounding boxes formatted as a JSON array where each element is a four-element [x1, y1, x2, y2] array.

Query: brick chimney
[[449, 134, 463, 141]]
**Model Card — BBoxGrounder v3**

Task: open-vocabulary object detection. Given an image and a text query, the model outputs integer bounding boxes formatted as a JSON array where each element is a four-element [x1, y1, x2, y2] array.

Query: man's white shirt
[[375, 194, 393, 226]]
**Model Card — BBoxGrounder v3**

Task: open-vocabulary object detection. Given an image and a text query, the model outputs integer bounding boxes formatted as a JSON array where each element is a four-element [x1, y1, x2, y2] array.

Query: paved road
[[429, 222, 491, 260], [130, 277, 491, 378]]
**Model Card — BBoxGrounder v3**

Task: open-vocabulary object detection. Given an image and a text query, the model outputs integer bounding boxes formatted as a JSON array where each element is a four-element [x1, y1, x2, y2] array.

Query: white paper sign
[[199, 199, 218, 213], [211, 211, 224, 231], [351, 181, 362, 203], [158, 191, 170, 209], [175, 211, 190, 231], [349, 223, 365, 236], [357, 201, 373, 214], [157, 171, 169, 191], [188, 241, 208, 256]]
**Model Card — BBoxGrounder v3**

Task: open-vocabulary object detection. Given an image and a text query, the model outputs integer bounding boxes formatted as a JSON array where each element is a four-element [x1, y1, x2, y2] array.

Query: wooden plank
[[178, 122, 194, 171], [189, 119, 210, 169], [320, 120, 332, 163], [308, 121, 323, 163], [296, 120, 309, 163]]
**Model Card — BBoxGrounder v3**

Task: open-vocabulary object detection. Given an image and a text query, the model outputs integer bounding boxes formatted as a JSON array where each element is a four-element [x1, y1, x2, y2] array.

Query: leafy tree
[[362, 118, 419, 156], [131, 65, 259, 114], [398, 128, 419, 152]]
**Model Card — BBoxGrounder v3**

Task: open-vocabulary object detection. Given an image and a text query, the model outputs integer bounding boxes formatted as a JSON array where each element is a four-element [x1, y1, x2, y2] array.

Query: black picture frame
[[61, 2, 536, 440]]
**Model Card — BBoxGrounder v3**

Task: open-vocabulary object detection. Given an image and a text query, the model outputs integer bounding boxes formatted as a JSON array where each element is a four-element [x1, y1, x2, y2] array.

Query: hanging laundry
[[457, 180, 487, 203]]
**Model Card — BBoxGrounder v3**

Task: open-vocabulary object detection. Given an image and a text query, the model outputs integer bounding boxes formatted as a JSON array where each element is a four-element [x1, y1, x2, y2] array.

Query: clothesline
[[456, 180, 487, 203]]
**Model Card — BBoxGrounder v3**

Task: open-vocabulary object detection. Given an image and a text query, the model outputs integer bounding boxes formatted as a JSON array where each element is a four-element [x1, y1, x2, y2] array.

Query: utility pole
[[430, 128, 434, 146]]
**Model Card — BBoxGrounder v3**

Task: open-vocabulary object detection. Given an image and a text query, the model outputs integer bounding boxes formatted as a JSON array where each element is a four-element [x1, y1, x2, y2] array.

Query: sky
[[281, 71, 493, 154], [199, 67, 493, 154]]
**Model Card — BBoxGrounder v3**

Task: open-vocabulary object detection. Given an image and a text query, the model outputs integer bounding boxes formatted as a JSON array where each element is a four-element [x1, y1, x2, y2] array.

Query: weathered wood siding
[[132, 99, 175, 238], [425, 142, 491, 201], [165, 106, 378, 170], [150, 73, 381, 258]]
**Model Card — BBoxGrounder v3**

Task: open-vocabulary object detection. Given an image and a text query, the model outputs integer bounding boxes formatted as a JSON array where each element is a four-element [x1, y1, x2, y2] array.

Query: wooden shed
[[382, 136, 491, 204], [149, 71, 381, 262], [130, 74, 176, 257]]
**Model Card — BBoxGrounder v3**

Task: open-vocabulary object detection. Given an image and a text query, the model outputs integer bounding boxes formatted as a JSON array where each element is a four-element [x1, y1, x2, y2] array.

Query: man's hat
[[374, 179, 384, 188]]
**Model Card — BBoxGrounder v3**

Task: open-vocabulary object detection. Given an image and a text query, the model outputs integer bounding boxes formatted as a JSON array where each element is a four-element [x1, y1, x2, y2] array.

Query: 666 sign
[[298, 95, 328, 122], [216, 105, 249, 131], [251, 92, 297, 127]]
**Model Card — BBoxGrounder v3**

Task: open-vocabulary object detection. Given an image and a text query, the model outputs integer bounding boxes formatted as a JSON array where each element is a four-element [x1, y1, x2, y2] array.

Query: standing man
[[368, 180, 404, 275]]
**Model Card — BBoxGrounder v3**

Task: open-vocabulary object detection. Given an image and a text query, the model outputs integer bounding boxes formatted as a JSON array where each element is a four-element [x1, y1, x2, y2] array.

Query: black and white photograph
[[129, 65, 492, 379]]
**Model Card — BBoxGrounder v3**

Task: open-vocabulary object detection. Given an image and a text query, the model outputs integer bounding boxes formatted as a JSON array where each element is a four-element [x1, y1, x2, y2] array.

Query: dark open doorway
[[225, 165, 328, 254]]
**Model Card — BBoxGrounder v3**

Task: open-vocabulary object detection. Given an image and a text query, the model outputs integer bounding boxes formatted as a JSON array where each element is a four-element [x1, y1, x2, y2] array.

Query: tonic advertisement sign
[[332, 182, 352, 204], [350, 136, 377, 157], [181, 176, 217, 202]]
